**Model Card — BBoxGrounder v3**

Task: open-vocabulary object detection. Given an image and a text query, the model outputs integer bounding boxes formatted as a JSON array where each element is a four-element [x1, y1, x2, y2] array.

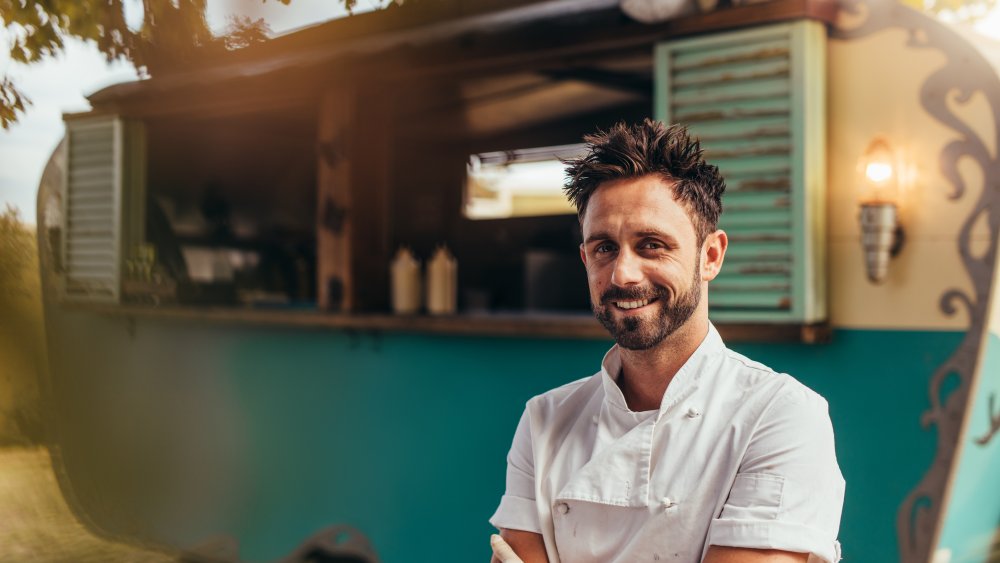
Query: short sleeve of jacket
[[489, 406, 541, 534], [707, 384, 846, 562]]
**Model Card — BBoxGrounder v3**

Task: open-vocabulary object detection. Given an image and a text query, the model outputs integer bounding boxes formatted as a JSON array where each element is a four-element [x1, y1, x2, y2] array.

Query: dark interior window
[[145, 109, 317, 308]]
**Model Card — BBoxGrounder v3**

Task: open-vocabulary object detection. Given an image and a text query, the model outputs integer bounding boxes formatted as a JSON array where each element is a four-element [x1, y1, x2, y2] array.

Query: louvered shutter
[[62, 115, 145, 303], [655, 20, 826, 323]]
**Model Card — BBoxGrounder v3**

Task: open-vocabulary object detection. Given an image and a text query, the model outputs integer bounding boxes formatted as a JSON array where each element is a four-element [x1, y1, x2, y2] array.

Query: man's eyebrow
[[584, 231, 612, 245], [584, 229, 680, 245], [635, 229, 679, 243]]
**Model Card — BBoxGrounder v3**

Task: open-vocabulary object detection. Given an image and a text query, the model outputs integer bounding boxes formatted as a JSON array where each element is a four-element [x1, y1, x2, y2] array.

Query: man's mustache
[[600, 285, 670, 305]]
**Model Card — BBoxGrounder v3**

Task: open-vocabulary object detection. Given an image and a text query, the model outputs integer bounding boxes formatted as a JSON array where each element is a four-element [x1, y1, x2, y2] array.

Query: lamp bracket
[[890, 224, 905, 258]]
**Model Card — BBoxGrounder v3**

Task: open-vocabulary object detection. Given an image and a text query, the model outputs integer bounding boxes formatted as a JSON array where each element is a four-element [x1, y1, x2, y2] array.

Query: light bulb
[[865, 162, 893, 184], [858, 138, 899, 204]]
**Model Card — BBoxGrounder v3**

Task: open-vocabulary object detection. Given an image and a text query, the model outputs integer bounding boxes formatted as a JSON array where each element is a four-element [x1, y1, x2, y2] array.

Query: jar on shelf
[[390, 246, 422, 315], [425, 245, 457, 315]]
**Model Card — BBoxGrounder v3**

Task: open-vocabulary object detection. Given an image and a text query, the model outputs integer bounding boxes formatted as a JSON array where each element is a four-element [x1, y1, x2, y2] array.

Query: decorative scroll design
[[833, 2, 1000, 562], [974, 393, 1000, 446]]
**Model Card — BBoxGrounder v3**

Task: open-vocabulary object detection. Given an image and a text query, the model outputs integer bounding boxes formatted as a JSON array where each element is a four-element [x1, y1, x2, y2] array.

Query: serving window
[[464, 144, 583, 220], [59, 102, 318, 310], [143, 110, 317, 308], [385, 60, 654, 315]]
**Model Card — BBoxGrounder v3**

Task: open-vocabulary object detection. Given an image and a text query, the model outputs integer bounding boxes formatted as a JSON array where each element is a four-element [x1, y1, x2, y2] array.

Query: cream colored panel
[[830, 239, 974, 330], [828, 30, 994, 330]]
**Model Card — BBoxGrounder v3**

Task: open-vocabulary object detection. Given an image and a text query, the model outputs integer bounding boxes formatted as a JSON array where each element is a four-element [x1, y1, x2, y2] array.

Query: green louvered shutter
[[62, 115, 146, 303], [655, 19, 826, 323]]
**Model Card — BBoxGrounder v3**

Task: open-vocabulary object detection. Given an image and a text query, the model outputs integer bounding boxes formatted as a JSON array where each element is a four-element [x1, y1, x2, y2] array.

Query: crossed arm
[[489, 529, 547, 563], [489, 529, 809, 563]]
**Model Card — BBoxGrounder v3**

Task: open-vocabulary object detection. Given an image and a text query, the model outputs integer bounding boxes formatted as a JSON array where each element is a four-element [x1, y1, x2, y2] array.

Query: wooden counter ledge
[[64, 304, 830, 343]]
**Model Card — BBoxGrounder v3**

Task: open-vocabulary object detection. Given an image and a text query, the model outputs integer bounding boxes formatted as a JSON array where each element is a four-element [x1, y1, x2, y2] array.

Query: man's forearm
[[490, 529, 548, 563]]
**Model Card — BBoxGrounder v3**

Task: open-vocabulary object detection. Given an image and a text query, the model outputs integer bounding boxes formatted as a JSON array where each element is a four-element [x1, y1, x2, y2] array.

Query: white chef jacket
[[490, 324, 845, 563]]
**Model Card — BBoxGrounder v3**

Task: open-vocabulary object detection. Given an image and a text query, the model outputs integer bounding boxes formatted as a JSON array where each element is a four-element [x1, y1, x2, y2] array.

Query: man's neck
[[617, 316, 709, 412]]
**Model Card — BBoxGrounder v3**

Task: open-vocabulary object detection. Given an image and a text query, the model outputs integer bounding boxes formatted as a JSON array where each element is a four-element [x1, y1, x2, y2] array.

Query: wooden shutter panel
[[62, 116, 145, 303], [655, 20, 826, 323]]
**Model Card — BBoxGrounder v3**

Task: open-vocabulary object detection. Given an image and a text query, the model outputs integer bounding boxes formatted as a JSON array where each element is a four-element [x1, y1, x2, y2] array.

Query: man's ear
[[579, 243, 588, 267], [701, 230, 728, 282]]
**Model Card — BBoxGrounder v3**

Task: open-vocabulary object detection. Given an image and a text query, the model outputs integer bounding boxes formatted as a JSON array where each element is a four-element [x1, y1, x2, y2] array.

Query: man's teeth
[[616, 299, 650, 310]]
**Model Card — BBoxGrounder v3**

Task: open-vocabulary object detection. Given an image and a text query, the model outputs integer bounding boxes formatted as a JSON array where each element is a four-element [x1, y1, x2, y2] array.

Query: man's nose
[[611, 248, 643, 286]]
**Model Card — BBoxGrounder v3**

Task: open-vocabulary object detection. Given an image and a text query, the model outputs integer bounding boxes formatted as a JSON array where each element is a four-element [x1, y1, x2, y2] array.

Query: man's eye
[[595, 243, 616, 254], [640, 241, 664, 250]]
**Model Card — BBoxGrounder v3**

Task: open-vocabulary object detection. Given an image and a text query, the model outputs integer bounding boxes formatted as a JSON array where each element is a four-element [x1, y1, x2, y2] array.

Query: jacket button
[[556, 502, 570, 515]]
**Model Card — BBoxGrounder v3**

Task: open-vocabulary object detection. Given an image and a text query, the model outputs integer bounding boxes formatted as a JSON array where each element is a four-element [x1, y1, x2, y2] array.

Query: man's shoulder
[[525, 373, 601, 417], [718, 347, 830, 410]]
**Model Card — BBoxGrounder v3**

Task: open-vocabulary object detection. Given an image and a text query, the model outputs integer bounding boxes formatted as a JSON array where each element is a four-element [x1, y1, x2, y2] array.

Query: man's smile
[[612, 297, 659, 311]]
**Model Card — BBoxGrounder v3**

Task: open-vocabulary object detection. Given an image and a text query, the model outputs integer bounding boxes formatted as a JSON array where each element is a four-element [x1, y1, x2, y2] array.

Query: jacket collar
[[555, 323, 726, 507], [598, 322, 725, 417]]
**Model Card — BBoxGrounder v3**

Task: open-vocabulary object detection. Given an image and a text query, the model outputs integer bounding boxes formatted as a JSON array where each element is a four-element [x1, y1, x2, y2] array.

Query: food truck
[[34, 0, 1000, 560]]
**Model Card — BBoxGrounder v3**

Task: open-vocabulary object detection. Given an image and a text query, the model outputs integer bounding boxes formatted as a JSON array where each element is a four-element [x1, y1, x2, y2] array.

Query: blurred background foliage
[[0, 204, 44, 444], [0, 0, 285, 128]]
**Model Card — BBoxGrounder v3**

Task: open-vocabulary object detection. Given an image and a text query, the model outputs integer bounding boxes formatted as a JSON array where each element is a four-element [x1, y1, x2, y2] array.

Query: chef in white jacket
[[489, 120, 845, 563]]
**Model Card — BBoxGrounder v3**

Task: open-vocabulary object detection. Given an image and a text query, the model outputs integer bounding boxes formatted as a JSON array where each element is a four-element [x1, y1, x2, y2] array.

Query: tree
[[0, 0, 285, 129], [0, 204, 33, 307], [0, 205, 44, 443]]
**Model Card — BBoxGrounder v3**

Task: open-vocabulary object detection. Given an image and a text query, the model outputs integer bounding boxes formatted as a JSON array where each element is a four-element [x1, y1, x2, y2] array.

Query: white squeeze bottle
[[426, 245, 457, 315], [390, 246, 422, 315]]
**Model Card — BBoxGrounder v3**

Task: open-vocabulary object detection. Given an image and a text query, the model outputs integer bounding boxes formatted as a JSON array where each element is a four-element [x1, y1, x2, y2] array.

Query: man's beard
[[592, 258, 702, 351]]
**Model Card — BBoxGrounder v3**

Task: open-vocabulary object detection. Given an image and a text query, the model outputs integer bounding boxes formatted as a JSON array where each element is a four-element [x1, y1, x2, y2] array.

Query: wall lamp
[[858, 137, 906, 284]]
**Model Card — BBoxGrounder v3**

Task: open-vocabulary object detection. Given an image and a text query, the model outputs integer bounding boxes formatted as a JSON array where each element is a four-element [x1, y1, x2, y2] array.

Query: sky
[[0, 0, 383, 223], [3, 2, 1000, 223]]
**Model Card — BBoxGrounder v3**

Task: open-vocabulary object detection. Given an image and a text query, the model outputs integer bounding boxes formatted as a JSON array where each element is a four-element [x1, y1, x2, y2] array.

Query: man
[[488, 120, 845, 563]]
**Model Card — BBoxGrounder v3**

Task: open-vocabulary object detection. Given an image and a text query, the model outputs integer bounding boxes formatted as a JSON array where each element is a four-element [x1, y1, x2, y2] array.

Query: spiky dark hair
[[564, 119, 725, 240]]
